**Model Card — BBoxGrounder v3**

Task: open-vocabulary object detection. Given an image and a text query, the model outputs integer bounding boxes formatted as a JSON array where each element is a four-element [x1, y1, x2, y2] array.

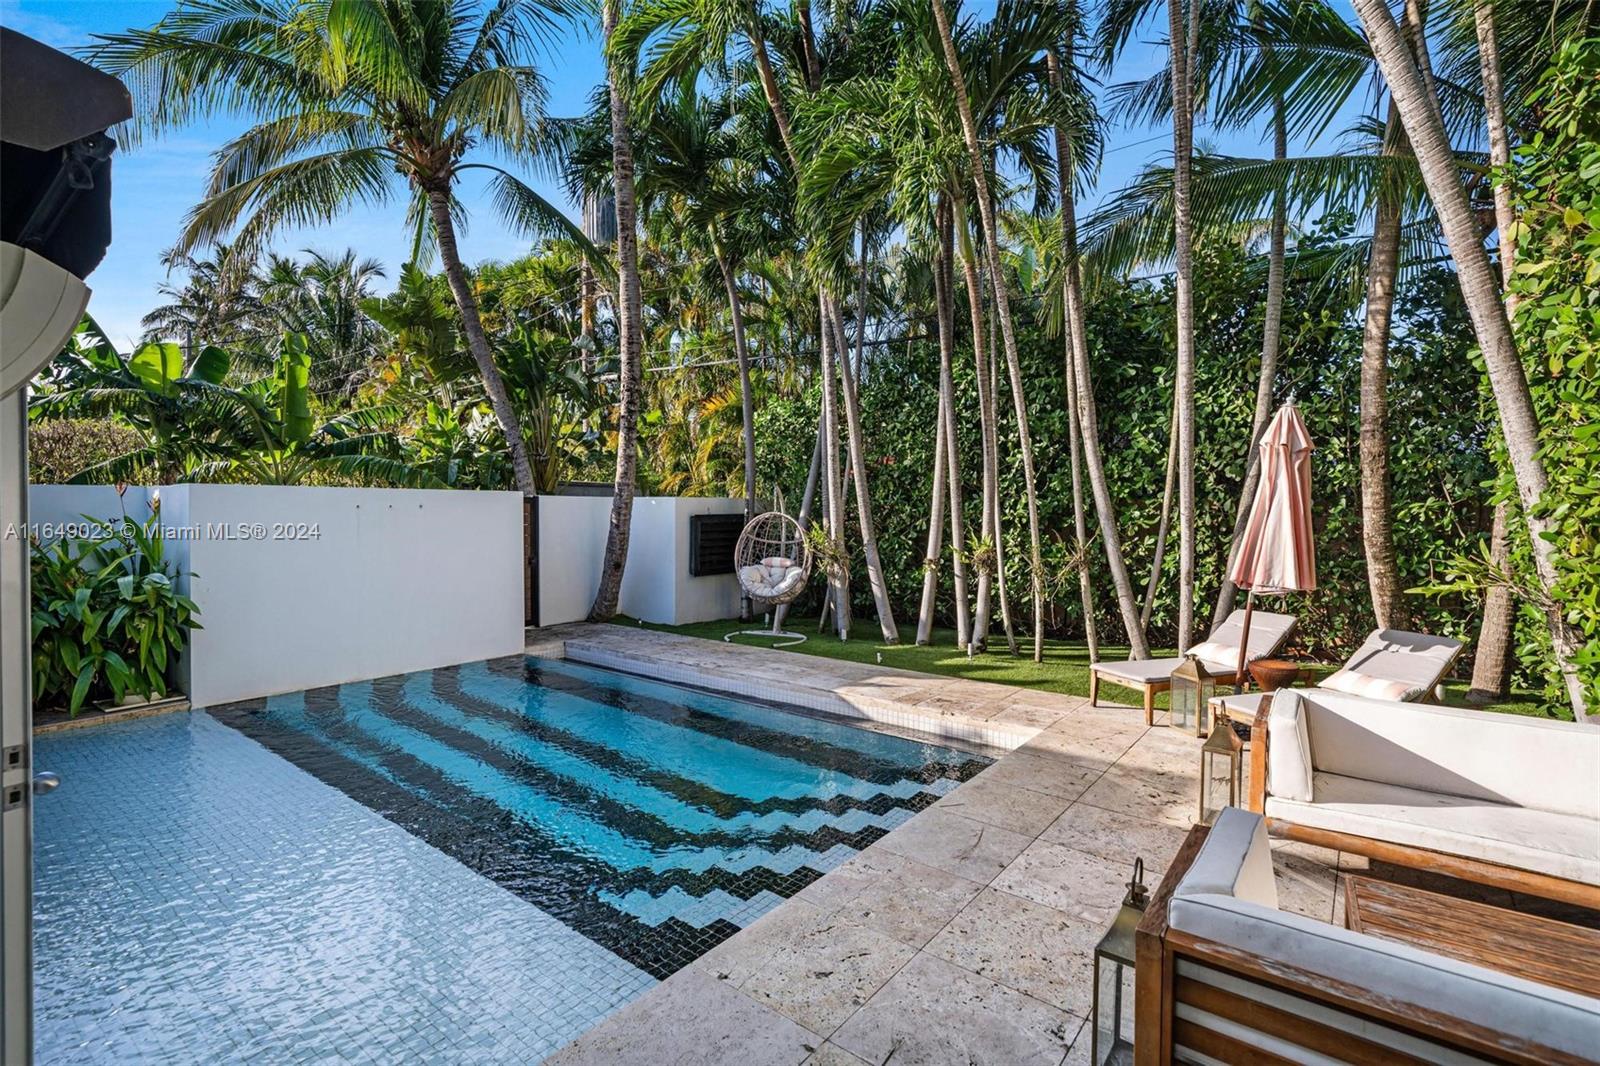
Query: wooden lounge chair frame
[[1134, 825, 1595, 1066], [1089, 666, 1245, 727], [1247, 702, 1600, 911]]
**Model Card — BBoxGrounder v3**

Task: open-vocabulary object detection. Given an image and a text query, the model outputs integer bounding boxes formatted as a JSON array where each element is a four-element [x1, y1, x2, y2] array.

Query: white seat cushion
[[1174, 807, 1278, 907], [1093, 656, 1236, 685], [1266, 772, 1600, 885], [1210, 691, 1267, 720], [1168, 892, 1600, 1062]]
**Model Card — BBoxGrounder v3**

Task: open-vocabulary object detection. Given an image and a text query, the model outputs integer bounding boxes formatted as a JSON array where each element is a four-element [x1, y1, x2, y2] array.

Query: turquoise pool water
[[34, 656, 989, 1063]]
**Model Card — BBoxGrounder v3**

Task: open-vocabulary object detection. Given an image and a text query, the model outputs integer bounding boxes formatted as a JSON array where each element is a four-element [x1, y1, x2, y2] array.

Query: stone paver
[[924, 887, 1102, 1016], [830, 953, 1077, 1066], [543, 967, 820, 1066], [871, 807, 1034, 883], [536, 626, 1348, 1063]]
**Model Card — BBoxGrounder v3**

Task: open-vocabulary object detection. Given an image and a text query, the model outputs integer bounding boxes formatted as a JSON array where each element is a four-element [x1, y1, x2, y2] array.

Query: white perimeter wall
[[28, 484, 524, 706], [537, 496, 744, 627]]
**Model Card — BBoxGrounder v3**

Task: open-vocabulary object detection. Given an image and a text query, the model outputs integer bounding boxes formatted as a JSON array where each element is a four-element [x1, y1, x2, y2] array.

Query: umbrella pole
[[1235, 591, 1255, 695]]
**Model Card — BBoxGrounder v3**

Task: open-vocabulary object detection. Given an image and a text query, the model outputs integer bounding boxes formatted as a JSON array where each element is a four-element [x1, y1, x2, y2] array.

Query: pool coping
[[537, 623, 1094, 751], [34, 694, 192, 734], [531, 623, 1229, 1065]]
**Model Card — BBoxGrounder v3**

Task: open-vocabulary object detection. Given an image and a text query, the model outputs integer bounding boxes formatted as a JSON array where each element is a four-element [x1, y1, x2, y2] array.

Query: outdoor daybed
[[1248, 688, 1600, 908], [1209, 627, 1462, 722], [1134, 808, 1600, 1065], [1089, 608, 1296, 724]]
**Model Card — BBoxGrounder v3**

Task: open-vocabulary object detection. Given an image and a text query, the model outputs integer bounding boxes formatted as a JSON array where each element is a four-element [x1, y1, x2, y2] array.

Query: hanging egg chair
[[725, 511, 812, 646]]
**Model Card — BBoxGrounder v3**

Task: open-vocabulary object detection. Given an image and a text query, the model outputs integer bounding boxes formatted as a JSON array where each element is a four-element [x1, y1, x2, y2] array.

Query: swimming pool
[[34, 656, 990, 1063]]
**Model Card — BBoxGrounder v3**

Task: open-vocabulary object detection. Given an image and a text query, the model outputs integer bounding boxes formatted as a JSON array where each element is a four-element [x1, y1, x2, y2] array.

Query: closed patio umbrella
[[1228, 403, 1317, 691]]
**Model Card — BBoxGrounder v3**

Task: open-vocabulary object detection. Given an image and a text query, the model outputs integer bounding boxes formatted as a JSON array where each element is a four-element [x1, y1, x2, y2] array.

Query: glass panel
[[1094, 956, 1135, 1065]]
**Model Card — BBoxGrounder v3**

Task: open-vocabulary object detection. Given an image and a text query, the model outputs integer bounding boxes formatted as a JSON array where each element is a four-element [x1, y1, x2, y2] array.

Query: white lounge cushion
[[1266, 691, 1315, 802], [1093, 656, 1202, 685], [1186, 640, 1240, 665], [1266, 772, 1600, 885], [1175, 807, 1278, 907], [1332, 628, 1463, 700], [1203, 608, 1297, 661], [1168, 891, 1600, 1062], [1321, 668, 1418, 701], [1093, 609, 1296, 686], [1276, 688, 1600, 819], [1209, 691, 1267, 720]]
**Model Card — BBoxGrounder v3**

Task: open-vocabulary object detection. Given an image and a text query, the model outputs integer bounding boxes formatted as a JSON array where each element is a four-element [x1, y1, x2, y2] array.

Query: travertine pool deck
[[529, 625, 1346, 1066]]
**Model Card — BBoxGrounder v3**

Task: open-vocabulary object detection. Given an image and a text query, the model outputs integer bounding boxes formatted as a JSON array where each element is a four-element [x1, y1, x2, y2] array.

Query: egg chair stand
[[725, 511, 813, 648]]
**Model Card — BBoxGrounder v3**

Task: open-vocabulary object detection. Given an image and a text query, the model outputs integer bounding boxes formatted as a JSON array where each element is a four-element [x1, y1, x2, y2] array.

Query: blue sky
[[1, 1, 1337, 348]]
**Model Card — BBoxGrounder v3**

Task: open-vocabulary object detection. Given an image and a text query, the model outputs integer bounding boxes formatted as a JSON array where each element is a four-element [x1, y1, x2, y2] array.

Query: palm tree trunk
[[953, 196, 998, 648], [1215, 96, 1288, 625], [1046, 46, 1146, 659], [916, 380, 949, 645], [590, 0, 644, 621], [985, 254, 1019, 656], [1360, 104, 1407, 631], [425, 192, 537, 497], [1167, 0, 1197, 652], [1143, 394, 1179, 634], [1351, 0, 1587, 720], [1468, 0, 1516, 702], [1469, 500, 1517, 702], [829, 303, 899, 642], [818, 293, 849, 640], [937, 205, 971, 647], [715, 242, 757, 622], [932, 0, 1045, 660]]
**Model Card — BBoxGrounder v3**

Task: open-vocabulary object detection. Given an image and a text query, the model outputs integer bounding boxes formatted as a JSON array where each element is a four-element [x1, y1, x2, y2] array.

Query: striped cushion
[[1321, 669, 1421, 702]]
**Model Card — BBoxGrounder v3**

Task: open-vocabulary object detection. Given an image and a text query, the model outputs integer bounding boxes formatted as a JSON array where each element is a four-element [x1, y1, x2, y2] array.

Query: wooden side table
[[1342, 874, 1600, 997]]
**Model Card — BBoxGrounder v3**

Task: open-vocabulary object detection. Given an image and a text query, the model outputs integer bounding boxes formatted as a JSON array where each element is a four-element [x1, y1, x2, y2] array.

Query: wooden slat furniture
[[1090, 667, 1245, 727], [1343, 874, 1600, 999], [1134, 823, 1599, 1066], [1248, 701, 1600, 911]]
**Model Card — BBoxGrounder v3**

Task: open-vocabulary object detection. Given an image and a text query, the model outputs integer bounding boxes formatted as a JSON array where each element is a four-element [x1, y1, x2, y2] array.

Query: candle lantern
[[1169, 655, 1216, 736], [1091, 858, 1149, 1065]]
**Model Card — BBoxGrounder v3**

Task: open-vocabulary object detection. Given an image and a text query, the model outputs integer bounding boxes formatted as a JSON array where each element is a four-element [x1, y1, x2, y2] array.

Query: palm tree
[[255, 248, 388, 395], [1349, 0, 1587, 718], [1046, 33, 1152, 659], [1167, 0, 1200, 652], [93, 0, 598, 498], [1465, 0, 1515, 702], [591, 0, 648, 620], [929, 0, 1051, 661], [142, 242, 261, 362]]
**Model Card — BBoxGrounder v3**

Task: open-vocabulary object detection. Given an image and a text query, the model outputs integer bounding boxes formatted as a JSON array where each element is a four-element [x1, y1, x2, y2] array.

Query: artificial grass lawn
[[635, 615, 1556, 720]]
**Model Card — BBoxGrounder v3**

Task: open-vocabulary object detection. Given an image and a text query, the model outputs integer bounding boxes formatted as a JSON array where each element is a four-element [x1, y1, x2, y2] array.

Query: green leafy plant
[[30, 510, 200, 716]]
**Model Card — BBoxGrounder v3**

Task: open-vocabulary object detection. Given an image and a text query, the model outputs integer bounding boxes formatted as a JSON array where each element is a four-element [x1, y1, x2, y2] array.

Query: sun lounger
[[1209, 627, 1463, 722], [1089, 609, 1296, 724]]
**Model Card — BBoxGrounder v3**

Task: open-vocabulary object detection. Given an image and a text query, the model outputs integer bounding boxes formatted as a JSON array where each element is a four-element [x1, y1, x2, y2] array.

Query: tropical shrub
[[31, 510, 200, 715], [26, 419, 144, 484], [1505, 39, 1600, 710], [756, 235, 1496, 669]]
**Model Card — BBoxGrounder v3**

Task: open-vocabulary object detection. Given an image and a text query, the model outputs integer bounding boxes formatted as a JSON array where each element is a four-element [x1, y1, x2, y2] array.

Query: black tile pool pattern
[[208, 656, 991, 979]]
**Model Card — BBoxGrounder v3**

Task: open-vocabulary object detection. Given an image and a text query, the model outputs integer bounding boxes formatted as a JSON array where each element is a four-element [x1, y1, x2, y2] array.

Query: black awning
[[1, 27, 133, 281], [1, 27, 131, 151]]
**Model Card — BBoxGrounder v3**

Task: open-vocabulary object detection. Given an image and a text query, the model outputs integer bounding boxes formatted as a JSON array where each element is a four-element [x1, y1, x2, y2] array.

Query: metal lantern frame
[[1198, 723, 1244, 826], [1169, 655, 1216, 737], [1091, 858, 1149, 1066]]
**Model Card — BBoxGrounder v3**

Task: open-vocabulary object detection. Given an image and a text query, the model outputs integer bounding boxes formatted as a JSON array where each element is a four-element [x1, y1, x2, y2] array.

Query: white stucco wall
[[26, 484, 159, 537], [536, 495, 745, 626], [27, 484, 524, 706]]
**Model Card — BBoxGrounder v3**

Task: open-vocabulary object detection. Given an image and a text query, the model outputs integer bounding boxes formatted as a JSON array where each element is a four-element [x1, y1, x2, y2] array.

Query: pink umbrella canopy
[[1230, 404, 1317, 596]]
